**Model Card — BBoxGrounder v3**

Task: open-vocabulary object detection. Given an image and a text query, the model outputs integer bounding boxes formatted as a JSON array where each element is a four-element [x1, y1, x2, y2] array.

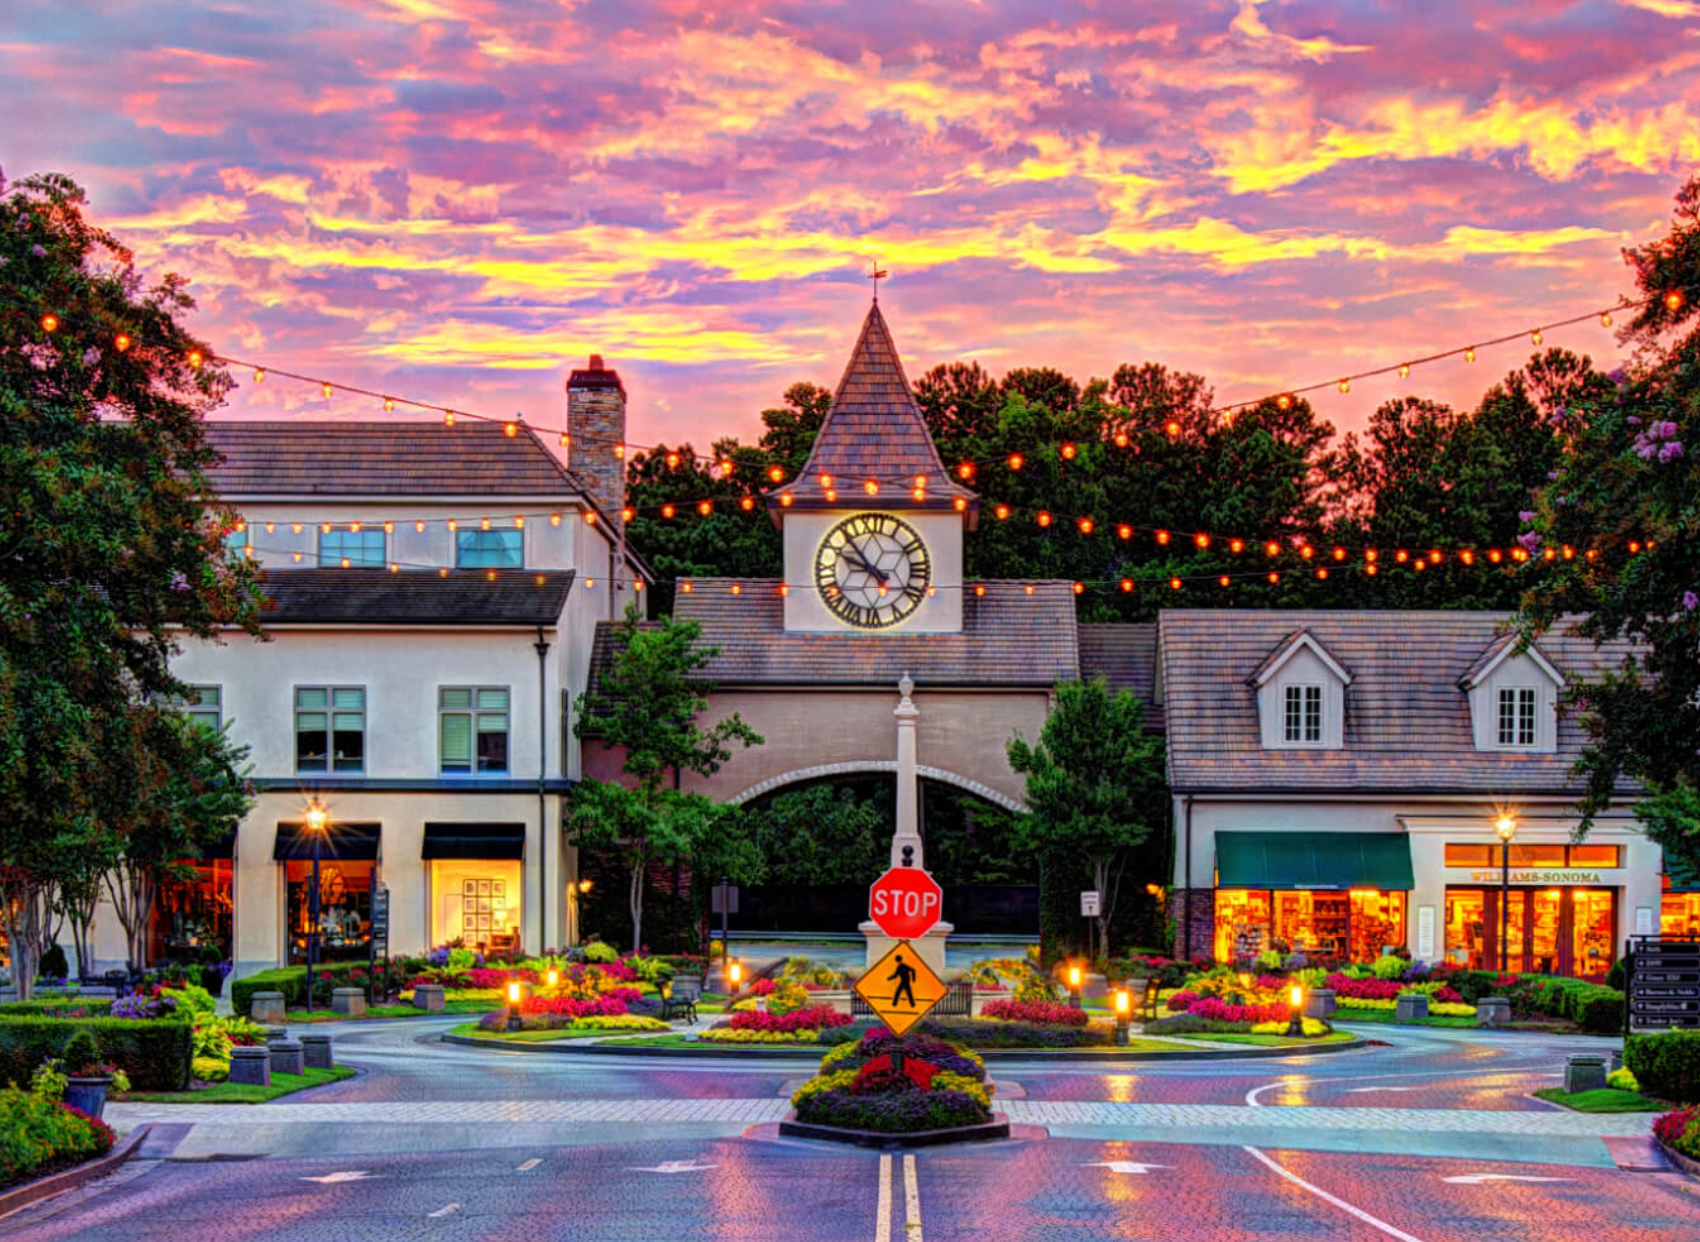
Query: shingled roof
[[203, 421, 585, 497], [1076, 623, 1164, 730], [259, 569, 574, 626], [1159, 610, 1642, 795], [767, 303, 977, 517], [590, 579, 1078, 689]]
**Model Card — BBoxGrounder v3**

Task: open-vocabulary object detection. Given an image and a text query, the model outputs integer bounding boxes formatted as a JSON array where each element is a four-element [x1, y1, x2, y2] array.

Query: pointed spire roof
[[768, 302, 978, 520]]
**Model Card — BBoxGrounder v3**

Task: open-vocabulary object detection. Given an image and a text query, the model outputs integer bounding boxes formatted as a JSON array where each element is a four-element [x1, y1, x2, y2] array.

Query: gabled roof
[[1457, 630, 1564, 690], [203, 421, 586, 497], [258, 568, 574, 626], [1248, 629, 1353, 688], [1076, 623, 1164, 730], [767, 302, 977, 518], [591, 579, 1077, 689], [1160, 610, 1642, 795]]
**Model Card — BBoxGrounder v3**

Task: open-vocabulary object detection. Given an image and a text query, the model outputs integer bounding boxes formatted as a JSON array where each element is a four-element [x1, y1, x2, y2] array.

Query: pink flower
[[1684, 592, 1698, 612]]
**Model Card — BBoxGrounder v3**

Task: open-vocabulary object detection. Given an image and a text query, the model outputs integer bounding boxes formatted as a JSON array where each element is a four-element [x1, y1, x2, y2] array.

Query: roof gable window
[[1250, 631, 1349, 751], [1459, 636, 1561, 753]]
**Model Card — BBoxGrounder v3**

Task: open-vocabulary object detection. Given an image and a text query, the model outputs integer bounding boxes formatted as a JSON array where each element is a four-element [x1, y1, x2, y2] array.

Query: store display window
[[286, 860, 375, 964], [429, 859, 523, 949], [1444, 886, 1615, 978], [1213, 888, 1406, 965], [1661, 893, 1700, 938], [148, 860, 234, 964]]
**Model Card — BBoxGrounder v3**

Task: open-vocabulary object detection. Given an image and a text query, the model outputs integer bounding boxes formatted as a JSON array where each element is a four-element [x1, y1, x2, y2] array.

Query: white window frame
[[295, 685, 367, 774], [177, 685, 222, 732], [438, 686, 511, 775], [1497, 686, 1537, 747], [318, 526, 386, 567], [455, 528, 524, 569], [1283, 683, 1324, 744]]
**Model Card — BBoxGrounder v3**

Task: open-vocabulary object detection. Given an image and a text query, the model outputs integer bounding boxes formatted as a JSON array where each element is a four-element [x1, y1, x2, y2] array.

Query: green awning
[[1216, 831, 1414, 891], [1665, 850, 1700, 894]]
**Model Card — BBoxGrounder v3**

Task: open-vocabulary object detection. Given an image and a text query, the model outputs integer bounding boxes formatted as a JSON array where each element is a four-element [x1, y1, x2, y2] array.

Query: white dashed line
[[875, 1154, 892, 1242], [903, 1153, 923, 1241]]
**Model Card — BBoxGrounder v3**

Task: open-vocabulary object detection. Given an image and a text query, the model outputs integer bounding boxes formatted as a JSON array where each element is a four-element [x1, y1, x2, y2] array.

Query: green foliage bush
[[0, 1017, 190, 1091], [1628, 1031, 1700, 1103], [0, 1087, 114, 1187], [37, 946, 69, 981], [583, 941, 619, 964], [1370, 955, 1406, 980], [230, 968, 306, 1016]]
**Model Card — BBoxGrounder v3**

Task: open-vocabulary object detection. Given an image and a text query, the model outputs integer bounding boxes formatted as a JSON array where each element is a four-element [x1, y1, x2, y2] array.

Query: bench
[[661, 977, 701, 1025], [1131, 975, 1161, 1021]]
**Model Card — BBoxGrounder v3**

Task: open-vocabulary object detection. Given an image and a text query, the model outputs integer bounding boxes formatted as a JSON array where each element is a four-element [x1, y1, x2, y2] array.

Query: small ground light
[[506, 980, 523, 1031], [1068, 964, 1083, 1008], [546, 969, 559, 987], [1288, 985, 1304, 1037], [1113, 989, 1131, 1044], [729, 960, 742, 989]]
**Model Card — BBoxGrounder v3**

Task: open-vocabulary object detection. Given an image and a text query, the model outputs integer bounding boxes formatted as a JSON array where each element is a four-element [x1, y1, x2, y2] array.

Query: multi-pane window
[[319, 527, 385, 567], [296, 687, 366, 773], [440, 687, 509, 774], [1283, 684, 1323, 743], [178, 686, 222, 732], [1444, 843, 1623, 868], [1497, 687, 1537, 746], [456, 529, 523, 568]]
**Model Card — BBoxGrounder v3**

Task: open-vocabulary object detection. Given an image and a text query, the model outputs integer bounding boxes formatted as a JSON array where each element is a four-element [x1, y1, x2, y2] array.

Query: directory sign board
[[1629, 936, 1700, 1030]]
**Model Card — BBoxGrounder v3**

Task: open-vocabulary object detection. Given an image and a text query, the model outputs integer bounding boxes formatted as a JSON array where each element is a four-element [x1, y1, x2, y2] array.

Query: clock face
[[814, 513, 931, 629]]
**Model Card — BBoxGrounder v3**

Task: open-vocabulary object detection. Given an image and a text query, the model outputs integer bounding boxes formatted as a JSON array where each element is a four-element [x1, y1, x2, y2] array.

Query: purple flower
[[30, 243, 44, 258], [1518, 510, 1535, 523], [1660, 442, 1684, 463], [1628, 416, 1642, 425], [1636, 442, 1658, 460], [1609, 367, 1627, 384], [170, 571, 190, 593], [81, 347, 100, 366], [1546, 471, 1560, 481], [1517, 531, 1542, 551], [1684, 591, 1699, 612]]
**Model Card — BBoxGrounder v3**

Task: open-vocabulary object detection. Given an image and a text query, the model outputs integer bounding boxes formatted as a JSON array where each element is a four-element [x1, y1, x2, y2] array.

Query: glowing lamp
[[1118, 525, 1133, 540], [1464, 347, 1476, 363], [994, 505, 1010, 520], [1600, 313, 1612, 328], [507, 981, 522, 1004], [1265, 541, 1280, 558], [1072, 581, 1084, 595], [321, 382, 333, 398], [1036, 511, 1052, 527], [1195, 533, 1209, 549], [1068, 965, 1082, 989], [303, 803, 328, 834], [1078, 517, 1094, 535], [1338, 378, 1349, 394], [40, 313, 60, 333], [1145, 883, 1162, 897], [1120, 578, 1134, 593], [741, 496, 756, 511], [1219, 575, 1230, 587], [547, 969, 559, 987], [1164, 420, 1180, 438], [577, 878, 593, 893], [1170, 577, 1182, 590], [665, 452, 680, 468], [188, 350, 204, 369], [697, 500, 712, 516], [1666, 291, 1685, 312], [1061, 442, 1077, 459], [864, 479, 878, 495], [1399, 363, 1410, 378], [729, 961, 742, 987], [1114, 990, 1130, 1017], [957, 462, 974, 479], [1495, 814, 1517, 842], [1230, 538, 1244, 554], [1267, 571, 1280, 584], [253, 368, 265, 383], [386, 398, 396, 413], [1007, 453, 1023, 471], [1276, 393, 1292, 410], [114, 333, 131, 352], [769, 465, 785, 482], [661, 504, 676, 519], [1531, 330, 1542, 346], [1156, 529, 1170, 545], [1289, 985, 1302, 1008]]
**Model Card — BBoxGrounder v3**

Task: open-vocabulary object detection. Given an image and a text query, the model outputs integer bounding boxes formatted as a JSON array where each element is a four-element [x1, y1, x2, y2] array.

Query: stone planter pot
[[1303, 989, 1336, 1018], [970, 988, 1011, 1018], [63, 1075, 111, 1120], [330, 987, 366, 1017], [1564, 1053, 1608, 1094], [412, 984, 446, 1013], [249, 991, 286, 1024], [1394, 993, 1429, 1022], [815, 989, 854, 1017], [229, 1045, 271, 1086], [1475, 997, 1511, 1029]]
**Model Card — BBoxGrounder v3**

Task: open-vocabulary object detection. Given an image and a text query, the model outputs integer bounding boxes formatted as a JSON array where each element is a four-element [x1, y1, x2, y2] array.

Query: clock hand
[[842, 547, 889, 585]]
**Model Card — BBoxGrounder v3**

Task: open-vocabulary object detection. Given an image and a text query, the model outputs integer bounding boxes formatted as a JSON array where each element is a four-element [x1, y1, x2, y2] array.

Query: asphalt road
[[2, 1019, 1696, 1241]]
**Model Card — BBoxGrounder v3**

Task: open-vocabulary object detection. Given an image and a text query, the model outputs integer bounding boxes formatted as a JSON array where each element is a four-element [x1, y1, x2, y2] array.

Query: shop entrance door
[[1478, 888, 1616, 977]]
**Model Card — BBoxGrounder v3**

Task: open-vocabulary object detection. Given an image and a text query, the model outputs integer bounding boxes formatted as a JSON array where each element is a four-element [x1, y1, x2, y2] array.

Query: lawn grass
[[1151, 1030, 1358, 1047], [284, 1000, 491, 1023], [121, 1065, 355, 1104], [1532, 1086, 1668, 1113], [1329, 1008, 1480, 1029]]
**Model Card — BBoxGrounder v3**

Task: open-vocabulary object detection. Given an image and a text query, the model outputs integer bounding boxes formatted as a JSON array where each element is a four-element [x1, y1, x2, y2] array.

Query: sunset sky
[[4, 0, 1698, 449]]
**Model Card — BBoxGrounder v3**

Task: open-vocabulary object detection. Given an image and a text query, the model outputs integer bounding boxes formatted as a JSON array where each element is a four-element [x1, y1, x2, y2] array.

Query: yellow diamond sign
[[854, 940, 949, 1037]]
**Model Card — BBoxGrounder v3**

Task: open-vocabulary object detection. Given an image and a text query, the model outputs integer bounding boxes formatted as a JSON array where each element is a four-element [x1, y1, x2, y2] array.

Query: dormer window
[[1497, 686, 1537, 747], [1284, 685, 1323, 743], [1460, 635, 1562, 754], [1251, 630, 1350, 751]]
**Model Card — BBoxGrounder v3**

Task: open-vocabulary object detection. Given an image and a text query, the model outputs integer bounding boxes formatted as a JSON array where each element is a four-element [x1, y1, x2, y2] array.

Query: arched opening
[[724, 771, 1038, 937]]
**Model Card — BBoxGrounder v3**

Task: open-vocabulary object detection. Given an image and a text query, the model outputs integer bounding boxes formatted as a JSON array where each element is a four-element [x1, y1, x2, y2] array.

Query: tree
[[0, 172, 262, 998], [1006, 678, 1167, 962], [742, 784, 890, 887], [1519, 174, 1700, 870], [571, 606, 763, 949]]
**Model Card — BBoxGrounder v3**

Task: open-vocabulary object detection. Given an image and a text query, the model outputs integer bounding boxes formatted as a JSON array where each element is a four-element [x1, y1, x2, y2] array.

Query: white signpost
[[1080, 891, 1101, 918]]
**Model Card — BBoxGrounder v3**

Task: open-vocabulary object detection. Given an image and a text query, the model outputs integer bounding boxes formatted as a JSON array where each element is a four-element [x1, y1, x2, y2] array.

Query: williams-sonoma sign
[[1466, 870, 1606, 885]]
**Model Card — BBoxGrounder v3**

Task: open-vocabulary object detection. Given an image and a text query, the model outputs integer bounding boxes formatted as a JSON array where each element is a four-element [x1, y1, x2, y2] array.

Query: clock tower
[[768, 301, 978, 633]]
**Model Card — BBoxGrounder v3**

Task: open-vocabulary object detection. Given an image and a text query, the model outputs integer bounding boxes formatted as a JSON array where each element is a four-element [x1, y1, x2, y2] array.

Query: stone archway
[[726, 761, 1025, 814]]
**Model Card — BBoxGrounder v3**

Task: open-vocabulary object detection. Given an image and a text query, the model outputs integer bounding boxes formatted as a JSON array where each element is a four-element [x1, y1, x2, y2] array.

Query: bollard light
[[546, 969, 559, 988], [508, 981, 523, 1005], [506, 980, 523, 1031], [1287, 984, 1304, 1038], [1113, 988, 1131, 1045], [729, 960, 742, 989], [1067, 963, 1083, 1008]]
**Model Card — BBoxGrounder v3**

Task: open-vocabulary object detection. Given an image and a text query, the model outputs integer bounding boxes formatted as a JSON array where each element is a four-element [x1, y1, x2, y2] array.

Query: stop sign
[[868, 867, 943, 940]]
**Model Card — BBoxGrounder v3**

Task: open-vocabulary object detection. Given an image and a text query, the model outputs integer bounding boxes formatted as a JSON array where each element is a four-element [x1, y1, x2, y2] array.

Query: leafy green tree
[[571, 606, 763, 949], [0, 172, 261, 998], [1520, 175, 1700, 869], [1006, 678, 1167, 961], [741, 784, 890, 887]]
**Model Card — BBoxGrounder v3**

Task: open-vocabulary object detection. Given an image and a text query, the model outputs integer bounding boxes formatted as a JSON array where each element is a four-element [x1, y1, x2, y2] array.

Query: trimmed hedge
[[0, 1016, 192, 1091], [230, 968, 307, 1017], [1627, 1031, 1700, 1103]]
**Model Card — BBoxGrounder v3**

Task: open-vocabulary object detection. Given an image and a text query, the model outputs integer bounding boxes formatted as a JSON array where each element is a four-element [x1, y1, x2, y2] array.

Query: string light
[[1194, 533, 1209, 550], [1666, 291, 1685, 312], [1061, 442, 1077, 460], [1600, 312, 1612, 327], [444, 411, 456, 427], [1169, 577, 1182, 591], [1531, 330, 1542, 346], [666, 452, 681, 468], [1399, 363, 1410, 378], [1164, 420, 1180, 438], [1036, 511, 1052, 527], [114, 333, 131, 352], [1078, 517, 1094, 535], [1118, 525, 1133, 540], [995, 504, 1010, 520], [321, 381, 333, 398], [1007, 454, 1023, 471], [504, 422, 518, 438], [385, 398, 395, 413], [697, 500, 713, 516], [769, 466, 785, 483], [1276, 394, 1292, 410], [40, 313, 58, 333], [1338, 378, 1350, 394], [864, 480, 879, 495], [253, 368, 265, 384], [187, 350, 203, 368], [1156, 530, 1170, 545], [1464, 347, 1476, 363], [740, 496, 756, 511]]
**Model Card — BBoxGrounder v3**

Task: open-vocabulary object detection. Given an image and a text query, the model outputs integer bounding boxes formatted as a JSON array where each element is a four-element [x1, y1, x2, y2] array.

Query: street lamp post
[[1495, 814, 1517, 973], [303, 803, 329, 1014]]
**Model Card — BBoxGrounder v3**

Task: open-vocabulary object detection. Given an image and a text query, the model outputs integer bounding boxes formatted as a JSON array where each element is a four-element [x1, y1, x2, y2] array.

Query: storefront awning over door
[[421, 822, 526, 861], [273, 822, 380, 861], [1216, 831, 1414, 890]]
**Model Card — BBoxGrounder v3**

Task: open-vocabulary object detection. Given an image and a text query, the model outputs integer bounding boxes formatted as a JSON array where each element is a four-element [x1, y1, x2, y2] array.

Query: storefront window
[[286, 860, 375, 964], [1444, 842, 1622, 868], [1573, 890, 1614, 978], [149, 861, 234, 965], [1215, 889, 1405, 965], [1445, 886, 1615, 977], [1663, 893, 1700, 938], [429, 860, 523, 950], [1445, 889, 1487, 967]]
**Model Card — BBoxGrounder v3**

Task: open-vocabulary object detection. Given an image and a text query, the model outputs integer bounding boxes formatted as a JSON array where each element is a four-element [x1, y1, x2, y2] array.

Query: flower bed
[[917, 1017, 1113, 1048], [475, 1009, 669, 1035], [1330, 997, 1476, 1017], [1655, 1106, 1700, 1162], [701, 1028, 828, 1045], [978, 999, 1089, 1027], [788, 1029, 993, 1133], [727, 1005, 852, 1034], [0, 1087, 115, 1188]]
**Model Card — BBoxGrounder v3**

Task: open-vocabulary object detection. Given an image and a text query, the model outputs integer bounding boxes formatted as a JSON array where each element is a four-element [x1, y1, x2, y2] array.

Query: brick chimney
[[565, 353, 626, 534]]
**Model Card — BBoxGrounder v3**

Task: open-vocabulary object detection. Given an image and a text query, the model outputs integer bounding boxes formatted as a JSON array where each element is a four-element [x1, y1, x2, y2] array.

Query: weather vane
[[868, 259, 888, 301]]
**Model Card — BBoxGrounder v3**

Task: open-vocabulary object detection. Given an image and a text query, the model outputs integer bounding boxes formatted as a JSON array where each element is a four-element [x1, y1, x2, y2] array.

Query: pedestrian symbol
[[854, 940, 949, 1036]]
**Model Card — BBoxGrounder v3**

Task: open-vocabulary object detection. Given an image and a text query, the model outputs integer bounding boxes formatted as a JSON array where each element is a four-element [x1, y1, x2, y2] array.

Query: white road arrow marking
[[1441, 1174, 1570, 1185], [300, 1171, 378, 1184], [516, 1158, 542, 1172], [427, 1203, 461, 1218], [1344, 1086, 1421, 1094], [628, 1160, 719, 1174], [1086, 1161, 1171, 1174]]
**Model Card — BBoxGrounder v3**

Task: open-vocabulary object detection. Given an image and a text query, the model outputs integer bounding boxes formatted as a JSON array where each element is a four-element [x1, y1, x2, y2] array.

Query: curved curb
[[1656, 1135, 1700, 1180], [439, 1032, 1366, 1064], [0, 1124, 150, 1221], [777, 1111, 1011, 1149]]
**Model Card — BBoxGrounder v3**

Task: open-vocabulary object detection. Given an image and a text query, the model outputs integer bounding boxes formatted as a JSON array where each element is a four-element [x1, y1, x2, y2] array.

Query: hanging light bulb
[[995, 504, 1010, 520], [819, 473, 833, 490], [40, 314, 59, 333], [291, 522, 303, 534], [1155, 530, 1170, 545], [1113, 432, 1129, 448], [1531, 330, 1542, 346], [613, 443, 626, 460], [444, 411, 456, 426], [1276, 393, 1292, 411], [1465, 346, 1476, 363], [321, 381, 333, 398], [665, 452, 681, 468], [114, 333, 132, 352], [1219, 575, 1230, 587], [1164, 420, 1181, 438], [697, 500, 712, 516], [1169, 577, 1182, 591], [504, 422, 518, 438], [1667, 291, 1685, 312], [864, 479, 878, 495], [1007, 453, 1023, 471], [769, 465, 785, 483], [1364, 548, 1377, 563], [974, 584, 986, 597], [1073, 581, 1084, 595], [1118, 525, 1133, 540], [187, 349, 204, 369], [731, 583, 742, 596], [1399, 363, 1410, 379], [1366, 563, 1378, 576], [384, 397, 396, 412], [447, 519, 458, 531], [559, 431, 569, 447], [480, 517, 491, 531], [1316, 567, 1328, 580], [741, 496, 756, 511], [780, 493, 794, 508], [1194, 533, 1210, 550], [1338, 378, 1350, 394], [1264, 541, 1280, 558], [1229, 538, 1244, 554], [1267, 571, 1280, 584], [1036, 511, 1052, 527], [253, 368, 265, 383], [1121, 578, 1135, 593], [264, 522, 275, 534], [1078, 517, 1094, 535], [1600, 312, 1612, 328], [1061, 442, 1077, 460], [1395, 549, 1409, 563], [661, 504, 676, 519], [953, 496, 967, 512], [415, 520, 425, 532]]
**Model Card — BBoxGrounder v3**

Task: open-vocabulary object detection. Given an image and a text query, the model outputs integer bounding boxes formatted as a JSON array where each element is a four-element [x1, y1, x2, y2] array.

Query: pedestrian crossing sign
[[854, 940, 949, 1036]]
